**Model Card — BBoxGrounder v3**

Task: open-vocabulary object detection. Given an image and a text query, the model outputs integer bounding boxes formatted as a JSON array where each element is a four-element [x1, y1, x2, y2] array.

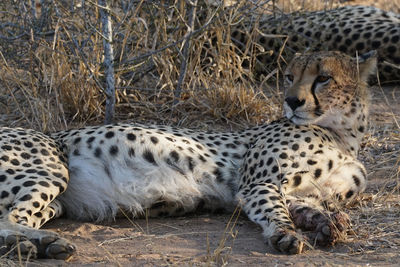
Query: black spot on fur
[[37, 171, 49, 176], [371, 41, 381, 49], [345, 190, 354, 199], [1, 145, 12, 151], [170, 151, 179, 162], [279, 153, 288, 159], [105, 131, 115, 138], [33, 159, 42, 165], [328, 160, 333, 171], [22, 180, 36, 187], [19, 194, 32, 201], [307, 159, 317, 165], [73, 149, 80, 156], [314, 169, 322, 179], [127, 133, 136, 141], [143, 150, 156, 165], [11, 186, 21, 194], [150, 136, 159, 144], [198, 155, 207, 162], [6, 169, 15, 175], [109, 145, 118, 156], [52, 181, 65, 192], [20, 153, 31, 160], [187, 156, 196, 171], [291, 144, 299, 151], [128, 148, 135, 157], [352, 175, 360, 186], [209, 149, 218, 155], [293, 175, 302, 187], [271, 165, 279, 173], [94, 147, 102, 158], [258, 199, 267, 205], [40, 149, 49, 156], [213, 169, 224, 183], [1, 191, 9, 199], [38, 181, 50, 187]]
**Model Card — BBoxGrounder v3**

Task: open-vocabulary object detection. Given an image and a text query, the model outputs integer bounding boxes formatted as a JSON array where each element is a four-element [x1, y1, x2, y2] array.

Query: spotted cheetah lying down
[[0, 50, 376, 259], [232, 5, 399, 82]]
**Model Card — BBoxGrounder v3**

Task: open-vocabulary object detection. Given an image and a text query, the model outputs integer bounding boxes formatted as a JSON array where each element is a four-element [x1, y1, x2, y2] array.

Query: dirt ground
[[1, 85, 395, 267]]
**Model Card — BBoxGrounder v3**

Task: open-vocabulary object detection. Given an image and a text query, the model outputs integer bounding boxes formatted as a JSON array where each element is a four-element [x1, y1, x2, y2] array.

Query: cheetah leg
[[237, 183, 303, 254], [9, 199, 65, 229], [1, 200, 75, 260]]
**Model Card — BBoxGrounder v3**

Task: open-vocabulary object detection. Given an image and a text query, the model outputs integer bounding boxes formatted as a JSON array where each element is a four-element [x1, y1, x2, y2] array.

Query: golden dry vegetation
[[0, 0, 285, 132]]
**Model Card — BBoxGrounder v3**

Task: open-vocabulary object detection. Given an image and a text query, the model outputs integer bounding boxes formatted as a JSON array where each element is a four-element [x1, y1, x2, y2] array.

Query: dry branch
[[99, 0, 116, 124], [174, 0, 198, 104]]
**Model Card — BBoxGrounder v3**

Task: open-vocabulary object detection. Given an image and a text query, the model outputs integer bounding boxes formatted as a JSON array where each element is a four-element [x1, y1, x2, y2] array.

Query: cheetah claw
[[269, 228, 304, 254]]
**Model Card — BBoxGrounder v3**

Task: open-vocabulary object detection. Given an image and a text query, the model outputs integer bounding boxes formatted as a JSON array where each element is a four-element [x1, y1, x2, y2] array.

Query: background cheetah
[[0, 50, 376, 260], [231, 5, 400, 82]]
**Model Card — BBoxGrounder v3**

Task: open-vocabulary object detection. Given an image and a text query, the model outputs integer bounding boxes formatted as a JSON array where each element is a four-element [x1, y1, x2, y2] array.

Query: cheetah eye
[[285, 74, 294, 83], [315, 75, 331, 84]]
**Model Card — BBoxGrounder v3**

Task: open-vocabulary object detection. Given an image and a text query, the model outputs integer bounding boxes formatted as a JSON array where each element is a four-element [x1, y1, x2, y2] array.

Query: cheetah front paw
[[0, 231, 38, 259], [308, 211, 350, 246], [0, 229, 75, 260], [31, 233, 76, 260], [290, 206, 351, 246], [269, 228, 304, 254]]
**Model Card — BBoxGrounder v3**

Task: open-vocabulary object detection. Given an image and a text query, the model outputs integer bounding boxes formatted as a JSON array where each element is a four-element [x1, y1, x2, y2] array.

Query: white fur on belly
[[58, 143, 236, 221]]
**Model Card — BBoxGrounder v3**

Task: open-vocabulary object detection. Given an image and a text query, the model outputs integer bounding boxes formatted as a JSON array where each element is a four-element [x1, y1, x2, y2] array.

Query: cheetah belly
[[57, 143, 237, 221]]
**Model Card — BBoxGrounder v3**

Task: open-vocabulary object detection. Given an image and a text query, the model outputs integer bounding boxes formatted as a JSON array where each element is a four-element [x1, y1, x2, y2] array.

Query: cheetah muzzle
[[0, 50, 376, 259]]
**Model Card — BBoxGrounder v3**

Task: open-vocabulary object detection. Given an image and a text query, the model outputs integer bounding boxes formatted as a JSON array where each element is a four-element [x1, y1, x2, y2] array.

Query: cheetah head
[[283, 51, 377, 128]]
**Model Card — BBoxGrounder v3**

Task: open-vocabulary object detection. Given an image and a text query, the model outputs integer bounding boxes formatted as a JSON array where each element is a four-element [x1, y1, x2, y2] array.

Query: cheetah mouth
[[284, 104, 320, 125], [288, 114, 315, 125]]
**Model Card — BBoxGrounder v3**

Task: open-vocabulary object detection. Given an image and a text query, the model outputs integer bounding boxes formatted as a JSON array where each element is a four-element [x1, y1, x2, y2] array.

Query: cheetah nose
[[285, 97, 305, 111]]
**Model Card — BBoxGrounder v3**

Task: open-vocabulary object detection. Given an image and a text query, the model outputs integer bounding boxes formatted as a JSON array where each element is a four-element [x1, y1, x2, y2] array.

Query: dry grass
[[0, 0, 288, 132]]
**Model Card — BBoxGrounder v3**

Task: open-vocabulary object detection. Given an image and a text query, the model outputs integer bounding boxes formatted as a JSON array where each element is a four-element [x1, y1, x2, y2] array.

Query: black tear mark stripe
[[310, 80, 321, 115]]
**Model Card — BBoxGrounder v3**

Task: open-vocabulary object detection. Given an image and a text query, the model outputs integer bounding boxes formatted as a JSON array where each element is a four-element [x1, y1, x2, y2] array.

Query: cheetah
[[232, 5, 399, 82], [0, 50, 376, 259]]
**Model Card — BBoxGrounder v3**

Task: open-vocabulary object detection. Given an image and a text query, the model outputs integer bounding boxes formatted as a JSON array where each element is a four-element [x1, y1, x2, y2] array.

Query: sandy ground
[[0, 85, 394, 266]]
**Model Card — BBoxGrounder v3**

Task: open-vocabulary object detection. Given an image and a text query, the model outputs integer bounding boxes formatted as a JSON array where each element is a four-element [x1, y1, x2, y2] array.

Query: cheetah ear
[[356, 50, 377, 82]]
